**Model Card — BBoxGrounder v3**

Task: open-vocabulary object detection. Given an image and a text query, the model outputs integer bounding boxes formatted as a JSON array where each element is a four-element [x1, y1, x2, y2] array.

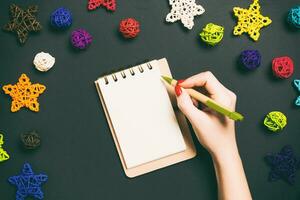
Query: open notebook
[[95, 58, 196, 177]]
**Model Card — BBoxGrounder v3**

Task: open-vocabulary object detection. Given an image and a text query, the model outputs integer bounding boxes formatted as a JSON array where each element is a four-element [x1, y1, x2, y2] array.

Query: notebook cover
[[95, 58, 197, 178]]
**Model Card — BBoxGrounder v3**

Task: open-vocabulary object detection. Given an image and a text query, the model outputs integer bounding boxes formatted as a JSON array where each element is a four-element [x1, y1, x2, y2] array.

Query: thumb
[[175, 86, 207, 123]]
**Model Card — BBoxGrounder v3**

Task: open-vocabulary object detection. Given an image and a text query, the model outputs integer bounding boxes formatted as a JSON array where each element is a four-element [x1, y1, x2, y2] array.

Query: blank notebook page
[[97, 61, 186, 169]]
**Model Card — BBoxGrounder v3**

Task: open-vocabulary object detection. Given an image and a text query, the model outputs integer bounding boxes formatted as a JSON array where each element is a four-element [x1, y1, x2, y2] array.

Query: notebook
[[95, 58, 196, 177]]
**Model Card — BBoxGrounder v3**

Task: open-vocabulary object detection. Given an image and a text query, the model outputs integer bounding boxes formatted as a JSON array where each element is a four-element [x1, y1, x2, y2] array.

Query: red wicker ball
[[272, 56, 294, 79], [119, 18, 140, 38]]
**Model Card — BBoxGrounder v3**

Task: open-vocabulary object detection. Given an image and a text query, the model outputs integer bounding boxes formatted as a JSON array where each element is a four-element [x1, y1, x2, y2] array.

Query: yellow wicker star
[[0, 134, 10, 162], [2, 74, 46, 112], [233, 0, 272, 41]]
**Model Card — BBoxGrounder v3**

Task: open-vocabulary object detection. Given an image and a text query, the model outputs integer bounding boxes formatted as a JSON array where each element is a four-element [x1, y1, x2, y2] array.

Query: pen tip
[[161, 76, 173, 84]]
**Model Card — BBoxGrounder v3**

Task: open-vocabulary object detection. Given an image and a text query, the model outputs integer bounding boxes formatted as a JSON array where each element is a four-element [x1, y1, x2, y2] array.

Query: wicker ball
[[200, 23, 224, 46], [71, 29, 92, 49], [240, 50, 261, 70], [264, 111, 287, 132], [50, 7, 72, 29], [272, 56, 294, 79], [119, 18, 140, 38], [21, 131, 41, 149], [33, 52, 55, 72], [287, 6, 300, 28]]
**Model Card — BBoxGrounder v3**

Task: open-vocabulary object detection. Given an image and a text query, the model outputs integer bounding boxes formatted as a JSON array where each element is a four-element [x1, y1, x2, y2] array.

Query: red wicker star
[[87, 0, 116, 11]]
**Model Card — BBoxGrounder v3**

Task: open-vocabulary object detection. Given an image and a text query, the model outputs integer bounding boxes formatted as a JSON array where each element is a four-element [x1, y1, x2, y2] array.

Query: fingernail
[[175, 85, 182, 96], [177, 79, 185, 86]]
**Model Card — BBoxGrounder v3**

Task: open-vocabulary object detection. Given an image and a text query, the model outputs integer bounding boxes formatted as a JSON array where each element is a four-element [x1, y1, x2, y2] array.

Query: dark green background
[[0, 0, 299, 199]]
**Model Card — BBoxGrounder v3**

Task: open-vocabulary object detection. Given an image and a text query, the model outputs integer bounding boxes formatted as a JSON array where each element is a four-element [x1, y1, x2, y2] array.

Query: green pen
[[162, 76, 244, 121]]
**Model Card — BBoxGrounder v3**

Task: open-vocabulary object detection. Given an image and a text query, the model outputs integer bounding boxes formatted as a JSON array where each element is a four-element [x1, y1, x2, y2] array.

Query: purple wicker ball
[[240, 50, 261, 70], [71, 29, 92, 50]]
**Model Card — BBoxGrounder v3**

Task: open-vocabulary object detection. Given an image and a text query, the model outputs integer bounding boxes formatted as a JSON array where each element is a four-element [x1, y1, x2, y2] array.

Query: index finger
[[179, 71, 228, 97]]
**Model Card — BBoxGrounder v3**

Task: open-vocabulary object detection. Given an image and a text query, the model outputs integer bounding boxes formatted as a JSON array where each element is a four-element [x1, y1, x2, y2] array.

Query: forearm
[[175, 72, 252, 199], [212, 145, 252, 200]]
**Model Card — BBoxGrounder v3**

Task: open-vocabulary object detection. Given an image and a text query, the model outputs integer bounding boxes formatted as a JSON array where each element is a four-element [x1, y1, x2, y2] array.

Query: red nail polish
[[177, 79, 185, 86], [175, 85, 182, 96]]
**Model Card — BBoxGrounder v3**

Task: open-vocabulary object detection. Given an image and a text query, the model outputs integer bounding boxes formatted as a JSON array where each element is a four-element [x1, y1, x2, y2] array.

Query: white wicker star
[[166, 0, 205, 30]]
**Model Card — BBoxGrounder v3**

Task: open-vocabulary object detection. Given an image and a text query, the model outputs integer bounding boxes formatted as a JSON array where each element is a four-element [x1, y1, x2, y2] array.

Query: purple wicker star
[[71, 28, 92, 49], [8, 163, 48, 200], [265, 145, 300, 184], [240, 49, 261, 70]]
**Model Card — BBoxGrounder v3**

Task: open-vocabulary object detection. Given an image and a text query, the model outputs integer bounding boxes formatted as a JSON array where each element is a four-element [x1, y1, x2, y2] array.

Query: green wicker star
[[3, 4, 42, 44]]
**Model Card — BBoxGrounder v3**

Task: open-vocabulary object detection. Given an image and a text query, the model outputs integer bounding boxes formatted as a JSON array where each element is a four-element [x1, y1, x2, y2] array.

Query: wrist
[[211, 143, 240, 164]]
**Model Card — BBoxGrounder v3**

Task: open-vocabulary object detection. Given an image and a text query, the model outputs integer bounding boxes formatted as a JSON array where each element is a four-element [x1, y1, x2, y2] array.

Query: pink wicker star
[[87, 0, 116, 11]]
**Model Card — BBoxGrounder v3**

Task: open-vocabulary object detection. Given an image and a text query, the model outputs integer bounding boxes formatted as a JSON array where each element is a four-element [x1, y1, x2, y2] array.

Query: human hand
[[175, 71, 238, 157], [175, 71, 252, 200]]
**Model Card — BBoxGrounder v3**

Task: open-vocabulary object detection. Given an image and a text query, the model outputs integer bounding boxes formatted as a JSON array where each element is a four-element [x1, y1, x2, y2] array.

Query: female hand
[[174, 71, 252, 200], [174, 71, 238, 156]]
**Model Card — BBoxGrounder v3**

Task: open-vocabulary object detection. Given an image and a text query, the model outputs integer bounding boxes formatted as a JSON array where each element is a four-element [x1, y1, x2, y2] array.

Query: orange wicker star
[[2, 74, 46, 112]]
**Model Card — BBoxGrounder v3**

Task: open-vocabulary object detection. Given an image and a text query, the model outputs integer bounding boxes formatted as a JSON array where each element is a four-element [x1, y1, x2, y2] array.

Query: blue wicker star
[[8, 163, 48, 200], [265, 145, 300, 184], [295, 96, 300, 106], [294, 79, 300, 106], [294, 79, 300, 92]]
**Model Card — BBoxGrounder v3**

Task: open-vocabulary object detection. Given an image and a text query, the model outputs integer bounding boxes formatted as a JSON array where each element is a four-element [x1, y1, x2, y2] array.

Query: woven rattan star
[[2, 74, 46, 112], [233, 0, 271, 41], [294, 80, 300, 92], [294, 79, 300, 106], [87, 0, 116, 11], [166, 0, 205, 30], [8, 163, 48, 200], [3, 4, 42, 44], [265, 145, 300, 184], [0, 134, 10, 162]]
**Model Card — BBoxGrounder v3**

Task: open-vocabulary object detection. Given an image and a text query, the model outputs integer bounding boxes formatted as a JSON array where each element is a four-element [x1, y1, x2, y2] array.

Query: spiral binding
[[103, 62, 153, 84]]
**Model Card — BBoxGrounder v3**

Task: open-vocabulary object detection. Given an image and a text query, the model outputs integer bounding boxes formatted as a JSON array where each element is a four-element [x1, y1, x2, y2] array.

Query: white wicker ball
[[33, 52, 55, 72]]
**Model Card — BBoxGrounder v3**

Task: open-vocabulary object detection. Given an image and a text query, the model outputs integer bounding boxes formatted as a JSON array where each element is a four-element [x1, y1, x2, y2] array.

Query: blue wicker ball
[[50, 7, 72, 29], [287, 6, 300, 28], [240, 50, 261, 70]]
